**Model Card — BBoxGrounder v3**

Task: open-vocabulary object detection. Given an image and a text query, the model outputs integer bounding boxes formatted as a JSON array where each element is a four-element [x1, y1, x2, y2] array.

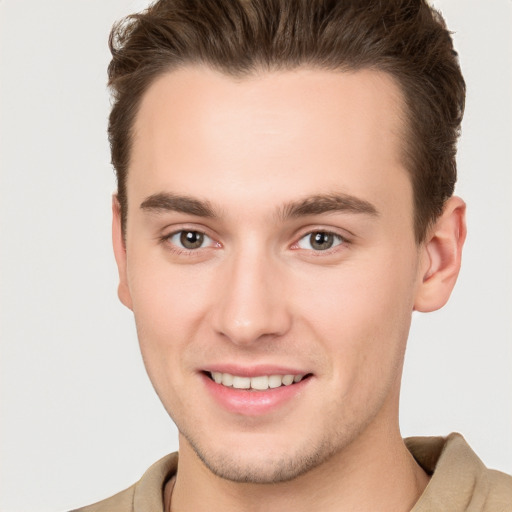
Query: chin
[[185, 432, 339, 484]]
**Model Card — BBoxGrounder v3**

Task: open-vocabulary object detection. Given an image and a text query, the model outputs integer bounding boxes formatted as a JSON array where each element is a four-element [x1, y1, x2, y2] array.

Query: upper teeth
[[211, 372, 305, 390]]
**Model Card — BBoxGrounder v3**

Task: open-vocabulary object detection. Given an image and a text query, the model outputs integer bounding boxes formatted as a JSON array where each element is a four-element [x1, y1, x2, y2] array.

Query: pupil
[[180, 231, 204, 249], [311, 232, 333, 250]]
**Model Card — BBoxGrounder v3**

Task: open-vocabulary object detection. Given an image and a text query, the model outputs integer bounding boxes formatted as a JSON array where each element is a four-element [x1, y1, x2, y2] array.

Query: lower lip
[[201, 373, 311, 416]]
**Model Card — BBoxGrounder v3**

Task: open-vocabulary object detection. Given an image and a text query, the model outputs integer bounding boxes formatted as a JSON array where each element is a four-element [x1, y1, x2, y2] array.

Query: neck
[[167, 420, 429, 512]]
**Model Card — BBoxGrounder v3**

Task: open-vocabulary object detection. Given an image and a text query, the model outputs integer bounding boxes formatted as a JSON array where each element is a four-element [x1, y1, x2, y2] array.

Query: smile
[[209, 372, 307, 390]]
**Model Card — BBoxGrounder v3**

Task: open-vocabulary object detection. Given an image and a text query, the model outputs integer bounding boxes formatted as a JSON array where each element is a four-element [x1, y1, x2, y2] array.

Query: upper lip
[[202, 364, 310, 377]]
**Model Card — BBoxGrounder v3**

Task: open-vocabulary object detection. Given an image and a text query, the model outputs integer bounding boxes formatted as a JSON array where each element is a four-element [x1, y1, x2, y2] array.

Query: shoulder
[[69, 484, 136, 512], [69, 453, 178, 512], [408, 433, 512, 512], [484, 468, 512, 509]]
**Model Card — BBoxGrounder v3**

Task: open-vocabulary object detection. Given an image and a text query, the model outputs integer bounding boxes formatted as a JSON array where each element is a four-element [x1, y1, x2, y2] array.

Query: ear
[[414, 196, 467, 312], [112, 195, 133, 310]]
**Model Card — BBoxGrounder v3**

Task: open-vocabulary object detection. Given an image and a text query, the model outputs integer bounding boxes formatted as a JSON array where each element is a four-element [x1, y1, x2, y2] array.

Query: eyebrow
[[278, 193, 379, 220], [140, 193, 216, 217], [139, 191, 378, 220]]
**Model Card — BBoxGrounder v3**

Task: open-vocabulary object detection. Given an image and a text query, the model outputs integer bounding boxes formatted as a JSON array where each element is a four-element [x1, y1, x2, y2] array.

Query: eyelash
[[160, 228, 349, 256]]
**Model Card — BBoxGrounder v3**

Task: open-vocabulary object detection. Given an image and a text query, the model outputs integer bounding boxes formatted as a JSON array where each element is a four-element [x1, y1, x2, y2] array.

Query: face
[[115, 66, 427, 483]]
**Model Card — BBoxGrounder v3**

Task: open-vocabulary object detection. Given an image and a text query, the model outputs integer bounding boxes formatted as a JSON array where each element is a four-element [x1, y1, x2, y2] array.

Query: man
[[75, 0, 512, 510]]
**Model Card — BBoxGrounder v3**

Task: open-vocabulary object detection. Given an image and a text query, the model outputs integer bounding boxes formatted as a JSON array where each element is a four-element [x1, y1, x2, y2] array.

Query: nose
[[211, 248, 292, 346]]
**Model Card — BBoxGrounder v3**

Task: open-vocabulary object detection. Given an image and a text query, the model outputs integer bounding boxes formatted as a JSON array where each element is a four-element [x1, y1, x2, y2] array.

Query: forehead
[[129, 66, 411, 219]]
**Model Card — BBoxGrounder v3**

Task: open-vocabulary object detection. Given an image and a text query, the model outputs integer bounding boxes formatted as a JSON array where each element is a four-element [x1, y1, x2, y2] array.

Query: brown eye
[[167, 230, 209, 250], [179, 231, 204, 249], [297, 231, 344, 251], [310, 232, 334, 250]]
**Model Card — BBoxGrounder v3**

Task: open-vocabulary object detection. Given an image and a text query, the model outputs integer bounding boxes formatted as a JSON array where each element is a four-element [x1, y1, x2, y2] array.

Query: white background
[[1, 1, 511, 511]]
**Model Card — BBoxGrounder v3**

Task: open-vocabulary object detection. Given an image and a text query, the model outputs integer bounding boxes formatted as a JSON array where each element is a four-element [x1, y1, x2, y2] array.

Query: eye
[[168, 230, 212, 250], [297, 231, 344, 251]]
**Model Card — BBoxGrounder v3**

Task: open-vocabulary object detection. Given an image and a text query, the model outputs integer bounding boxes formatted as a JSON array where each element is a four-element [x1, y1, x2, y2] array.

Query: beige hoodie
[[72, 433, 512, 512]]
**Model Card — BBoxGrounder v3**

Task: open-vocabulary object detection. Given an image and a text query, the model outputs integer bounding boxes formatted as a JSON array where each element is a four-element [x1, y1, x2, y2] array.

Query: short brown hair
[[108, 0, 465, 243]]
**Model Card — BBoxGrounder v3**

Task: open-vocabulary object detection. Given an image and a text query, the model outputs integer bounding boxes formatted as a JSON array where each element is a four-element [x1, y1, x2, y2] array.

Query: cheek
[[126, 255, 213, 387], [296, 250, 417, 380], [128, 246, 211, 328]]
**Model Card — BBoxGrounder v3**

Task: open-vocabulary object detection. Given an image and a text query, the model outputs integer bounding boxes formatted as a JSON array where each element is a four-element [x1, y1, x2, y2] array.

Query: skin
[[112, 66, 466, 511]]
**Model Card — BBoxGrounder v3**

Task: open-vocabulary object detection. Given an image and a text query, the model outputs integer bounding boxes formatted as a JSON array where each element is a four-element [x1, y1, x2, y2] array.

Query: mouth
[[206, 371, 311, 391], [202, 368, 313, 415]]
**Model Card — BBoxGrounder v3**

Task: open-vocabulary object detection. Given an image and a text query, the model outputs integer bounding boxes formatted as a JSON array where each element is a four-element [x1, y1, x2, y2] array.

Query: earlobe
[[112, 195, 133, 310], [414, 196, 467, 313]]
